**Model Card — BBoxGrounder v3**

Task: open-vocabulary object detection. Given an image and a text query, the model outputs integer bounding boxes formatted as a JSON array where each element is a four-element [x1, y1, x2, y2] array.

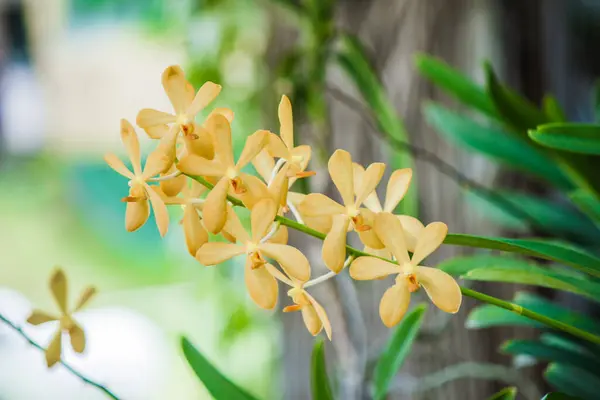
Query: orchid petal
[[245, 260, 278, 310], [384, 168, 412, 212], [374, 212, 410, 264], [411, 222, 448, 266], [349, 257, 398, 280], [195, 242, 244, 266], [417, 266, 462, 314], [322, 214, 350, 273], [379, 280, 410, 327]]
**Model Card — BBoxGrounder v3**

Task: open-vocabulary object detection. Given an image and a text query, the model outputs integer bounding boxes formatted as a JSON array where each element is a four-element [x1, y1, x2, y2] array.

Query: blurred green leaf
[[373, 304, 427, 400], [465, 190, 600, 241], [569, 189, 600, 227], [311, 339, 334, 400], [181, 337, 259, 400], [545, 363, 600, 400], [502, 339, 600, 372], [424, 103, 571, 189], [414, 54, 499, 118], [529, 123, 600, 155], [467, 292, 600, 334], [542, 393, 582, 400], [543, 95, 567, 123], [438, 255, 600, 301], [487, 387, 517, 400], [444, 234, 600, 278], [336, 34, 417, 216], [484, 61, 548, 132]]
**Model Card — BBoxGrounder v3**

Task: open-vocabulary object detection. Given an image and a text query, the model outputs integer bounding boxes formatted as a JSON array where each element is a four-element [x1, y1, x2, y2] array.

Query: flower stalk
[[187, 173, 600, 345]]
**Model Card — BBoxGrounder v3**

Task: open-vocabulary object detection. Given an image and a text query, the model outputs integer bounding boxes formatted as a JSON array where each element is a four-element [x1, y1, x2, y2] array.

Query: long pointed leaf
[[545, 363, 600, 400], [414, 54, 499, 119], [424, 102, 571, 188], [465, 189, 600, 242], [373, 304, 427, 400], [181, 337, 259, 400], [444, 234, 600, 278], [529, 123, 600, 155], [502, 339, 600, 372], [484, 61, 547, 132], [439, 255, 600, 301], [311, 339, 334, 400]]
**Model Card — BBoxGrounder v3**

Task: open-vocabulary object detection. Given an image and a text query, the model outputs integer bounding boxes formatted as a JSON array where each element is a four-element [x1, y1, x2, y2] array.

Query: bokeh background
[[1, 0, 600, 399]]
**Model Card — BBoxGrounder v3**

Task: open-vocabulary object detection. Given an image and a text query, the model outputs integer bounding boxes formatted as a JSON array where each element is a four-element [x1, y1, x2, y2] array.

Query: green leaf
[[336, 34, 417, 216], [543, 95, 567, 123], [311, 339, 334, 400], [181, 337, 259, 400], [444, 234, 600, 278], [466, 292, 600, 335], [542, 392, 582, 400], [465, 189, 599, 241], [484, 61, 548, 132], [487, 387, 517, 400], [373, 304, 427, 400], [529, 123, 600, 155], [502, 339, 600, 372], [414, 54, 499, 118], [569, 189, 600, 228], [438, 255, 600, 301], [424, 103, 571, 188], [545, 363, 600, 400]]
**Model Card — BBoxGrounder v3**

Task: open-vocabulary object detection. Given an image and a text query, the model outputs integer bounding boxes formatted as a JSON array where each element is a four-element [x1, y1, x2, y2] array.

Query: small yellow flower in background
[[266, 265, 331, 340], [264, 95, 314, 181], [104, 119, 171, 236], [353, 165, 424, 253], [298, 149, 385, 272], [177, 113, 270, 234], [157, 180, 209, 257], [350, 212, 461, 327], [27, 268, 96, 367], [136, 65, 228, 160], [195, 198, 311, 309]]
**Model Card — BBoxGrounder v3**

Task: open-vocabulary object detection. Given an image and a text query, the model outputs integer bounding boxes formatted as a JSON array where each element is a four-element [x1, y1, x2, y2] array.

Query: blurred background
[[1, 0, 600, 399]]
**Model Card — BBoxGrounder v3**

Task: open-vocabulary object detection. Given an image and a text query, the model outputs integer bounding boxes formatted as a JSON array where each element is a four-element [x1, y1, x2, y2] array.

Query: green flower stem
[[188, 174, 600, 345], [460, 287, 600, 344]]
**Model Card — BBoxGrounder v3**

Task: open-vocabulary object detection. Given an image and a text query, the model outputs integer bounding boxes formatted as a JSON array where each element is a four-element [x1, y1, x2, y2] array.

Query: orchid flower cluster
[[104, 66, 462, 340]]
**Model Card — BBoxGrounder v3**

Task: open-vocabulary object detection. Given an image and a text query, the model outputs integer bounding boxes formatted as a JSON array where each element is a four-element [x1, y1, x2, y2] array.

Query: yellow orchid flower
[[266, 265, 331, 340], [158, 180, 209, 256], [350, 213, 461, 327], [27, 268, 96, 367], [104, 119, 171, 236], [136, 66, 230, 161], [195, 198, 311, 308], [298, 149, 385, 272], [176, 113, 270, 234], [263, 95, 314, 182], [353, 164, 424, 253]]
